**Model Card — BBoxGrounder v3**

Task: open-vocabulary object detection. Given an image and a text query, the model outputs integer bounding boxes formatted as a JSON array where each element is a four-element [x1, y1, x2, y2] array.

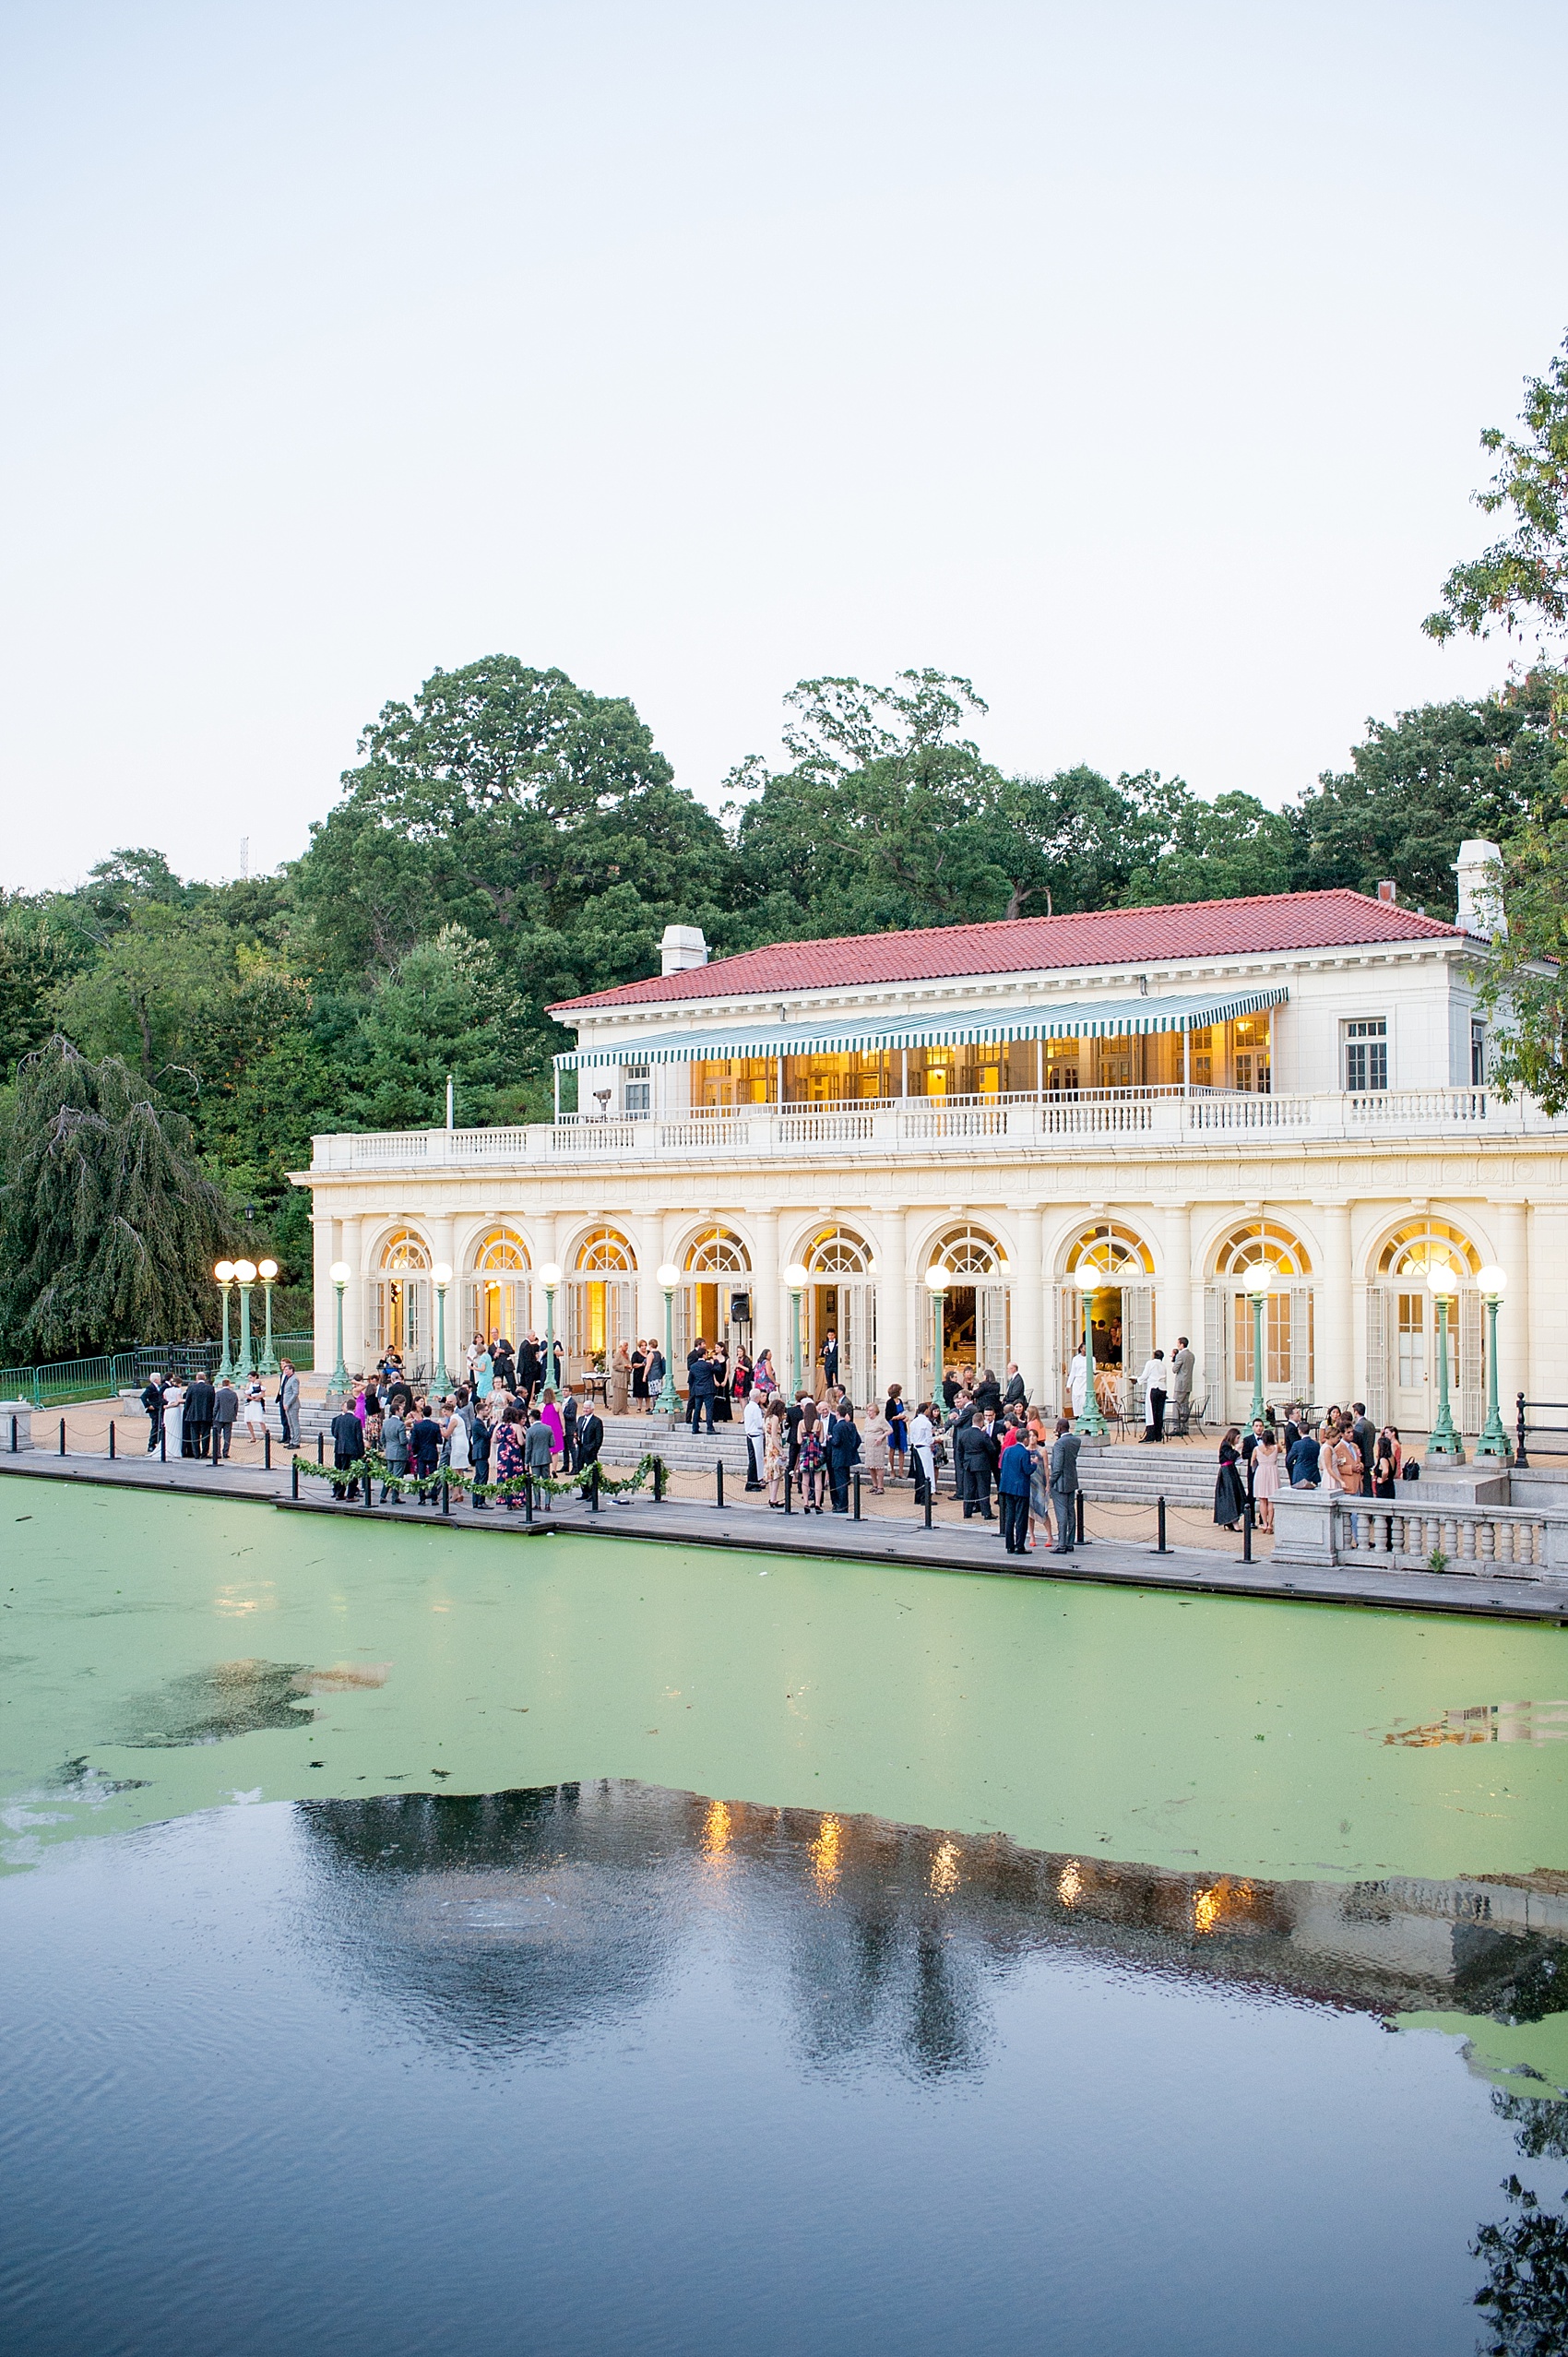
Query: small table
[[582, 1372, 611, 1407]]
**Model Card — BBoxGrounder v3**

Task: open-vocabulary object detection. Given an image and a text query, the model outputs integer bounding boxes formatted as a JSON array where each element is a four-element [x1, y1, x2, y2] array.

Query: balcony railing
[[309, 1084, 1562, 1171]]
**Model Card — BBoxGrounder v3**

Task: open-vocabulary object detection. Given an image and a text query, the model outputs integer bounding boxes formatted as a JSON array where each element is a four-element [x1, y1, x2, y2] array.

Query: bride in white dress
[[162, 1379, 186, 1458]]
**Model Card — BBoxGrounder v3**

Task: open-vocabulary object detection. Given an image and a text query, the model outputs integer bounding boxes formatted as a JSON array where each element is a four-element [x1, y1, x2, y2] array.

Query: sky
[[2, 0, 1565, 894]]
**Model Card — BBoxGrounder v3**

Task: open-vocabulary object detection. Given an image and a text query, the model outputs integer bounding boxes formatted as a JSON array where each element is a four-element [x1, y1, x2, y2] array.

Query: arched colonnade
[[315, 1201, 1523, 1431]]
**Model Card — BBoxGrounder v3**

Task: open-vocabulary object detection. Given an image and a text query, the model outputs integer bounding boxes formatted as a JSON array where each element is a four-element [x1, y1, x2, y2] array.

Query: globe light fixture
[[1475, 1265, 1511, 1460], [922, 1266, 949, 1411], [1423, 1258, 1464, 1461], [656, 1264, 681, 1415]]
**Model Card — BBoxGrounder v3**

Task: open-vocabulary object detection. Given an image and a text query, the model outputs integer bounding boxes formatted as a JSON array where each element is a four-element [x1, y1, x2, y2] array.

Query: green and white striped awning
[[557, 985, 1288, 1069]]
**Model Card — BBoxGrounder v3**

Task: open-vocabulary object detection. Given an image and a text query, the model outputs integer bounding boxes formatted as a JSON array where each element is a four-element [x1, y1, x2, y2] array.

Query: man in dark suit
[[561, 1388, 580, 1470], [408, 1403, 443, 1503], [1002, 1363, 1027, 1408], [330, 1404, 364, 1500], [140, 1372, 165, 1452], [826, 1403, 861, 1513], [686, 1343, 716, 1434], [184, 1373, 216, 1459], [998, 1424, 1035, 1553], [212, 1378, 239, 1459], [1049, 1417, 1083, 1552], [512, 1336, 536, 1402], [576, 1406, 605, 1498], [820, 1330, 839, 1387], [957, 1411, 1000, 1519], [972, 1369, 1003, 1414]]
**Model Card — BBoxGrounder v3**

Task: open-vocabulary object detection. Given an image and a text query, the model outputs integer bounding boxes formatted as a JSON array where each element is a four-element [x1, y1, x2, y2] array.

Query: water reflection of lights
[[1192, 1878, 1258, 1936], [1057, 1861, 1083, 1907], [811, 1815, 842, 1892], [929, 1840, 960, 1898], [702, 1800, 731, 1859]]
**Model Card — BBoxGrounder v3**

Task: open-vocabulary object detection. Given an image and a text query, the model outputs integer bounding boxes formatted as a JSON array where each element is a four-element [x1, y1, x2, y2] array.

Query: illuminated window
[[575, 1226, 636, 1273], [1376, 1219, 1479, 1280], [379, 1228, 430, 1273], [805, 1226, 873, 1277], [1064, 1222, 1154, 1279], [684, 1227, 749, 1275]]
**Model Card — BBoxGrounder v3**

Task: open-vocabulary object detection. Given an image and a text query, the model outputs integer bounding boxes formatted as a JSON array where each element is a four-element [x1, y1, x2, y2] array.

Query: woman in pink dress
[[539, 1387, 564, 1465]]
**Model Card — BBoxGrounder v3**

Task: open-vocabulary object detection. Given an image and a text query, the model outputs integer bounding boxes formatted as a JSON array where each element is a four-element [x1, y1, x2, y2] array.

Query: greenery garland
[[291, 1449, 665, 1504]]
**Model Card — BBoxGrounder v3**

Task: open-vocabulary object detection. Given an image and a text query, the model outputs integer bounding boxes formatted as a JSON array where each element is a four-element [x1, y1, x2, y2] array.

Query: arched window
[[684, 1226, 750, 1275], [575, 1226, 636, 1274], [805, 1226, 873, 1277], [380, 1228, 430, 1274], [928, 1222, 1008, 1280], [471, 1227, 529, 1273], [1063, 1221, 1154, 1279], [1376, 1218, 1480, 1280], [1213, 1220, 1312, 1280]]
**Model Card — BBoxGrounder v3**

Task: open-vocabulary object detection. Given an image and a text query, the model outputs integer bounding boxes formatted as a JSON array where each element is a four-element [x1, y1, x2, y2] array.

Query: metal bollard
[[590, 1463, 601, 1514], [265, 1431, 272, 1471], [923, 1485, 932, 1530], [317, 1434, 325, 1465], [362, 1471, 372, 1509], [783, 1471, 792, 1515], [653, 1457, 664, 1504], [715, 1458, 725, 1510], [160, 1426, 167, 1462], [852, 1471, 861, 1521], [109, 1421, 116, 1461], [1155, 1495, 1167, 1553], [1075, 1491, 1086, 1544], [442, 1476, 450, 1517], [1516, 1392, 1530, 1469], [59, 1418, 66, 1458], [9, 1414, 17, 1453], [524, 1475, 534, 1526], [291, 1462, 299, 1500], [1242, 1496, 1253, 1564]]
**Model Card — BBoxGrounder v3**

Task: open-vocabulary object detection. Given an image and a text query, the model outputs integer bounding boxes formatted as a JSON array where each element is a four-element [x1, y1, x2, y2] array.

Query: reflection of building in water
[[1382, 1699, 1568, 1747], [297, 1780, 1568, 2073]]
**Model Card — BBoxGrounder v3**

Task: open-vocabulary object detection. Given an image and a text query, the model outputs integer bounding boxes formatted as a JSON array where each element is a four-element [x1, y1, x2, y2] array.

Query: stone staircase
[[1077, 1442, 1218, 1507]]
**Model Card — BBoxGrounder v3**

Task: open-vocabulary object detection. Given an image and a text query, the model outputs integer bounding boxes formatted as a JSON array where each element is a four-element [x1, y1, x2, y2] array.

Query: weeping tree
[[0, 1035, 233, 1360]]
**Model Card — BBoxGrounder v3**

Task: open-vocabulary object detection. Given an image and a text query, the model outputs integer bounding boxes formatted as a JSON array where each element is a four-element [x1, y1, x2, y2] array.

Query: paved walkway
[[5, 1447, 1566, 1625]]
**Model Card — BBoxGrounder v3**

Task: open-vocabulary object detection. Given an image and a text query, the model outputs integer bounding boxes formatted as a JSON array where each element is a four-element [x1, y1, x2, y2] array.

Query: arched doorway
[[566, 1227, 636, 1379], [374, 1229, 431, 1375], [1206, 1220, 1313, 1424], [678, 1227, 753, 1375], [923, 1223, 1010, 1391], [802, 1225, 876, 1406], [465, 1228, 529, 1354], [1369, 1219, 1483, 1435], [1061, 1224, 1155, 1422]]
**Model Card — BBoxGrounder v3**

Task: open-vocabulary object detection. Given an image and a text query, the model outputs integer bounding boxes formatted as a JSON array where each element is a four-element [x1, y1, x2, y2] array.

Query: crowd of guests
[[317, 1344, 612, 1510], [1211, 1400, 1408, 1534], [139, 1365, 295, 1455]]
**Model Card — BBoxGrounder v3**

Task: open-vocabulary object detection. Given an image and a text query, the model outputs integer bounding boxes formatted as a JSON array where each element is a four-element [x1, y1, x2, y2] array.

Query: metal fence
[[0, 1335, 315, 1408]]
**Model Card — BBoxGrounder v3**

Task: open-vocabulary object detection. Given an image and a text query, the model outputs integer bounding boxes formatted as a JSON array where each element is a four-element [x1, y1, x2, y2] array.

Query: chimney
[[1452, 839, 1506, 937], [1376, 880, 1396, 905], [659, 923, 709, 976]]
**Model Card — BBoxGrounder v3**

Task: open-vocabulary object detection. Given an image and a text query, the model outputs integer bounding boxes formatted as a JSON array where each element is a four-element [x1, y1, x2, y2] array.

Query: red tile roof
[[549, 891, 1462, 1014]]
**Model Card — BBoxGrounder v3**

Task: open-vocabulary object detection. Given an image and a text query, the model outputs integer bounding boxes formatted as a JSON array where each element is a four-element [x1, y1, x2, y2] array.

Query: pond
[[3, 1484, 1566, 2353]]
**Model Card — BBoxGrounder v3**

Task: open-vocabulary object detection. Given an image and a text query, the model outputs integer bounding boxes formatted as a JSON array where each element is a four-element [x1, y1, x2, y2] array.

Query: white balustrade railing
[[310, 1084, 1565, 1171], [1334, 1500, 1553, 1576]]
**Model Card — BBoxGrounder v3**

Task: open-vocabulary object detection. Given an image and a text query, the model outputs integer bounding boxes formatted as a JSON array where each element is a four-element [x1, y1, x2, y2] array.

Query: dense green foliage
[[1424, 332, 1568, 1110], [1, 639, 1558, 1352]]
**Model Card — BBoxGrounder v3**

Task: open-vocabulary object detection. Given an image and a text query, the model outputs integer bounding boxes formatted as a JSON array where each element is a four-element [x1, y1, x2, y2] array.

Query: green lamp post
[[923, 1263, 948, 1404], [433, 1262, 453, 1396], [1246, 1282, 1271, 1425], [328, 1260, 351, 1397], [257, 1258, 280, 1376], [1074, 1265, 1109, 1439], [656, 1263, 681, 1416], [1474, 1263, 1511, 1461], [233, 1258, 257, 1380], [1424, 1258, 1466, 1463], [540, 1262, 561, 1395], [787, 1262, 810, 1396], [214, 1261, 236, 1380]]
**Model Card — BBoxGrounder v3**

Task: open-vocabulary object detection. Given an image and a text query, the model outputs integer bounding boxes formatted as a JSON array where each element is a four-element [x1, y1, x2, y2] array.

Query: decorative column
[[532, 1211, 559, 1338], [1161, 1202, 1193, 1358], [1319, 1202, 1353, 1406], [635, 1219, 663, 1347], [1498, 1201, 1529, 1423], [876, 1205, 908, 1398], [338, 1215, 362, 1379], [752, 1208, 779, 1369], [1014, 1205, 1044, 1402], [313, 1213, 337, 1380]]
